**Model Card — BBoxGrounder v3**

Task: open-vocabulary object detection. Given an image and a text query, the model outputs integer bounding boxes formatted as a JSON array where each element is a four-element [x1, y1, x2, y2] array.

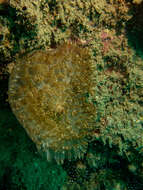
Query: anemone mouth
[[8, 43, 96, 164]]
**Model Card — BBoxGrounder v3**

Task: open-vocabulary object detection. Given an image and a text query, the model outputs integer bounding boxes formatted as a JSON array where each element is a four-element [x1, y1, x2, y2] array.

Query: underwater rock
[[8, 43, 96, 164]]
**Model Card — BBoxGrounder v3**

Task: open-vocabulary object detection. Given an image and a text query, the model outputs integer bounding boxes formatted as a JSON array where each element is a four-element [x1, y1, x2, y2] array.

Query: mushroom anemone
[[8, 43, 96, 164]]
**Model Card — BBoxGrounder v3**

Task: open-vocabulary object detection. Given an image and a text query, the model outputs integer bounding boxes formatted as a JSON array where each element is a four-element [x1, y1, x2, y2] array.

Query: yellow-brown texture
[[8, 43, 96, 163], [0, 17, 14, 63], [9, 0, 131, 49], [0, 0, 8, 4], [132, 0, 143, 4]]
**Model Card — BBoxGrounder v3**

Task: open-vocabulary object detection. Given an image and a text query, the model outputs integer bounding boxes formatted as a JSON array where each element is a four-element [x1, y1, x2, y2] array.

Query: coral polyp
[[8, 43, 96, 164]]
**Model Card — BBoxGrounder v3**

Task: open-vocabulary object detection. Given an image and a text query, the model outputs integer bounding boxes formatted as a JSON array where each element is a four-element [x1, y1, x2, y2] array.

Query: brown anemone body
[[8, 43, 96, 163]]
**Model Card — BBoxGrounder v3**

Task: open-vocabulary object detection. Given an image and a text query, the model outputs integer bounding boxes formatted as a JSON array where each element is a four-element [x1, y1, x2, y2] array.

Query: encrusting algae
[[8, 42, 96, 164]]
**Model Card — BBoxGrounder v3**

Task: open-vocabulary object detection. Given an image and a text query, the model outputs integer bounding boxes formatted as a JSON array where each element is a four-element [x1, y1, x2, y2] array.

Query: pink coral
[[100, 30, 114, 55]]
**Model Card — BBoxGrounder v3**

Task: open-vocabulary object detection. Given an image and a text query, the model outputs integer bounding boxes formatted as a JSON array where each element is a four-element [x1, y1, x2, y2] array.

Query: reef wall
[[0, 0, 143, 189]]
